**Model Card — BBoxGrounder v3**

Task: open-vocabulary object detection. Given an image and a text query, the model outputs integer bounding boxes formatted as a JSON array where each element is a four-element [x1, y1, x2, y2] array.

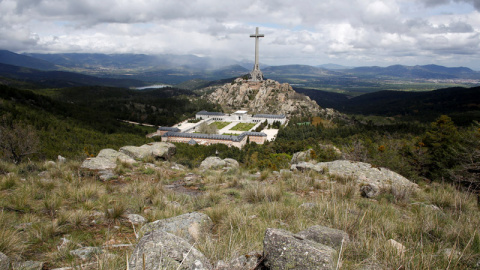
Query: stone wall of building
[[161, 132, 268, 149], [196, 111, 287, 125]]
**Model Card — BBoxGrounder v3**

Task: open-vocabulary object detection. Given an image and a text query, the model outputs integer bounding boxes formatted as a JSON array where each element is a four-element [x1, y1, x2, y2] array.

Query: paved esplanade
[[250, 27, 264, 81]]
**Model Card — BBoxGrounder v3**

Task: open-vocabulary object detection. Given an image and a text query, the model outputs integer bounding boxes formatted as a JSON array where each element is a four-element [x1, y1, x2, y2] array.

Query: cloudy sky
[[1, 0, 480, 69]]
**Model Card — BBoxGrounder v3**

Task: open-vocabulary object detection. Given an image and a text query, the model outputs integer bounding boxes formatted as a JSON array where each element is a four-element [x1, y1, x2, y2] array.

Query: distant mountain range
[[349, 64, 478, 79], [1, 49, 480, 89], [0, 50, 57, 70], [25, 52, 247, 71], [0, 62, 145, 88], [317, 63, 354, 70]]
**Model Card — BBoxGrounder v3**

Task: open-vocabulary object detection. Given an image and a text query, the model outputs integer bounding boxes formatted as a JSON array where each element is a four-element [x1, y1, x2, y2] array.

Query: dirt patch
[[164, 179, 204, 196]]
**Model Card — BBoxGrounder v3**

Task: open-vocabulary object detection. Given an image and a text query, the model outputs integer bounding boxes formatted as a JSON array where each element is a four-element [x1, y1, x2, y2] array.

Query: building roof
[[162, 132, 244, 142], [196, 110, 225, 116], [162, 131, 267, 142], [234, 110, 248, 114], [253, 114, 286, 119], [243, 132, 268, 137], [188, 139, 197, 145], [157, 126, 181, 132]]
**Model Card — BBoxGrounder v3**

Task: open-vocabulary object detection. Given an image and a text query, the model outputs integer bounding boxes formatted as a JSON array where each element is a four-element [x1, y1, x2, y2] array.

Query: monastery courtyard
[[172, 118, 279, 141], [155, 111, 287, 148]]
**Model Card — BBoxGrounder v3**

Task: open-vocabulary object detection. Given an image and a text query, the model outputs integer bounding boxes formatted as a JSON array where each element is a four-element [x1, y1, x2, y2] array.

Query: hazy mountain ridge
[[0, 62, 145, 88], [25, 52, 244, 71], [0, 50, 57, 70], [2, 50, 479, 83], [349, 64, 478, 79], [263, 65, 333, 76]]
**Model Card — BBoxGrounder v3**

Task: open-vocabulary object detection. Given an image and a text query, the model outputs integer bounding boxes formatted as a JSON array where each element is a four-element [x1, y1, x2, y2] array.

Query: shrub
[[0, 117, 39, 164]]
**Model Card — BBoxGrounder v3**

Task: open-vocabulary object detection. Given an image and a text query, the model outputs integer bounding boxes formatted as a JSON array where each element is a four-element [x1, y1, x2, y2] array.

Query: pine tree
[[423, 115, 461, 181]]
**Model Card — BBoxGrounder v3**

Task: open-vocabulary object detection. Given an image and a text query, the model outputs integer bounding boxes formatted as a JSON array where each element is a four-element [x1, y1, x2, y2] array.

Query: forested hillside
[[0, 63, 145, 88], [297, 86, 480, 124], [0, 84, 219, 160]]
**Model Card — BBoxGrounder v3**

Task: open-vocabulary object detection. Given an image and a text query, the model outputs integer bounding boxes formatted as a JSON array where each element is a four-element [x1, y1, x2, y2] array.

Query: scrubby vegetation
[[0, 158, 479, 268]]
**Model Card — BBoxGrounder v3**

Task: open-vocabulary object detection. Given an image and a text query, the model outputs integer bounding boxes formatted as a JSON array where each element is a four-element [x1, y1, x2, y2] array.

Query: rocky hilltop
[[205, 78, 322, 117]]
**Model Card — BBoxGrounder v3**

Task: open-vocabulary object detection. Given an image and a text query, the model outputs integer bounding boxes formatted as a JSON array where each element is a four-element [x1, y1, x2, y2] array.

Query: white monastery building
[[155, 110, 286, 148], [196, 110, 287, 125]]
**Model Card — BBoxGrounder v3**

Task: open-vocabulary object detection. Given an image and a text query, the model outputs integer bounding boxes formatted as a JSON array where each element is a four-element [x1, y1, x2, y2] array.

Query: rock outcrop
[[296, 225, 349, 249], [139, 212, 213, 243], [129, 230, 211, 270], [69, 247, 102, 261], [215, 252, 262, 270], [129, 210, 348, 270], [263, 228, 337, 270], [81, 148, 135, 171], [120, 142, 176, 160], [360, 183, 380, 198], [199, 157, 239, 170], [205, 78, 322, 117], [12, 261, 44, 270], [126, 214, 148, 225], [0, 252, 9, 270], [81, 143, 175, 172], [291, 160, 418, 193], [290, 149, 316, 164]]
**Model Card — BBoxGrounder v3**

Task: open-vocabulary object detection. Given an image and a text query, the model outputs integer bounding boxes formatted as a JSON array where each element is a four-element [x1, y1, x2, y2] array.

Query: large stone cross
[[249, 27, 264, 81], [250, 27, 264, 71]]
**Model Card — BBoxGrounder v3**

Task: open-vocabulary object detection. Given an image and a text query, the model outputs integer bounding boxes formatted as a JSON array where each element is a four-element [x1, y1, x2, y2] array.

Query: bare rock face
[[360, 183, 380, 198], [126, 214, 148, 225], [120, 142, 175, 161], [205, 78, 322, 117], [215, 252, 262, 270], [263, 228, 336, 270], [290, 149, 316, 164], [81, 148, 135, 171], [69, 246, 102, 261], [199, 157, 225, 169], [12, 261, 44, 270], [129, 230, 211, 270], [139, 212, 213, 243], [223, 158, 240, 168], [151, 142, 176, 159], [0, 252, 9, 270], [120, 142, 176, 161], [199, 157, 239, 170], [291, 160, 418, 195], [296, 225, 349, 249], [98, 148, 136, 164]]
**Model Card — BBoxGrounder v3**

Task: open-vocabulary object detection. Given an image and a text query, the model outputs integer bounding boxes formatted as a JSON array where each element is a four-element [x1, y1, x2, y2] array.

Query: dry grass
[[0, 160, 479, 269]]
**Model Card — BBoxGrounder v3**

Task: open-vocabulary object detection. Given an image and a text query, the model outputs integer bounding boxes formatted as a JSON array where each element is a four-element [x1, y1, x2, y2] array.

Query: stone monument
[[249, 27, 264, 81]]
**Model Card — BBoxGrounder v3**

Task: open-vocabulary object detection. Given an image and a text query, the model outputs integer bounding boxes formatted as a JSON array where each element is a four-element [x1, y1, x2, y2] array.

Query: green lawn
[[230, 122, 256, 131], [210, 121, 231, 129]]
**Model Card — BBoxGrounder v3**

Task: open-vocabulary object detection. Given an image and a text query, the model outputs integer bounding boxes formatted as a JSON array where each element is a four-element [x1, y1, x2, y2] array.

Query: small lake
[[133, 84, 170, 90]]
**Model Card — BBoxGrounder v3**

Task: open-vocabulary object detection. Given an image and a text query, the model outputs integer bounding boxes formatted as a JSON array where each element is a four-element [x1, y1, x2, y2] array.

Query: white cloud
[[0, 0, 479, 69]]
